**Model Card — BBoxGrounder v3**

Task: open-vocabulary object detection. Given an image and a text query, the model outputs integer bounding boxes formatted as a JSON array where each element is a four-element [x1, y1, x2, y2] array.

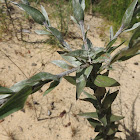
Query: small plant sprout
[[0, 0, 140, 139]]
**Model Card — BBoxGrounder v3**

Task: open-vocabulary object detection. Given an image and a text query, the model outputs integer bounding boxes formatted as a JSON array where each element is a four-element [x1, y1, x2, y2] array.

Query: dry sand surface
[[0, 9, 140, 140]]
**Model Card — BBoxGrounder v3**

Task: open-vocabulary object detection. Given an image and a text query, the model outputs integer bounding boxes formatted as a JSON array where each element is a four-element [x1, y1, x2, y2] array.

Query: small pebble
[[33, 101, 40, 105], [31, 63, 37, 66], [134, 62, 139, 65], [48, 110, 52, 116], [51, 102, 55, 110]]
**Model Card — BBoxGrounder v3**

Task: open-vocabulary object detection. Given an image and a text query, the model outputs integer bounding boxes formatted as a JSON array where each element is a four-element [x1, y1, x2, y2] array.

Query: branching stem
[[57, 63, 89, 79]]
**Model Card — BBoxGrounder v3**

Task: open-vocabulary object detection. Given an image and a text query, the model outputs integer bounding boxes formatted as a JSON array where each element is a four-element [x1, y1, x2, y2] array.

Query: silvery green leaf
[[124, 22, 140, 32], [73, 0, 84, 23], [0, 86, 32, 119], [92, 53, 110, 63], [83, 91, 95, 99], [0, 94, 11, 100], [0, 98, 8, 106], [110, 114, 124, 122], [87, 38, 93, 49], [41, 5, 51, 26], [59, 52, 81, 67], [10, 72, 58, 93], [44, 81, 60, 96], [78, 112, 98, 119], [0, 86, 14, 94], [94, 75, 120, 87], [49, 27, 63, 42], [35, 30, 51, 35], [52, 60, 74, 70], [27, 72, 58, 83], [111, 26, 140, 63], [10, 79, 28, 93], [80, 0, 85, 11], [110, 46, 140, 63], [76, 68, 86, 99], [121, 0, 138, 30], [129, 25, 140, 48], [64, 76, 76, 85], [70, 16, 78, 24], [110, 26, 114, 40], [107, 41, 126, 53], [65, 49, 94, 58], [84, 65, 93, 78], [91, 47, 105, 55], [18, 3, 46, 25]]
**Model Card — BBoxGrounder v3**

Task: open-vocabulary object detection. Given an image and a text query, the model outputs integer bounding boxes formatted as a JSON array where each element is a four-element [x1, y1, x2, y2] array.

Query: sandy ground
[[0, 5, 140, 140]]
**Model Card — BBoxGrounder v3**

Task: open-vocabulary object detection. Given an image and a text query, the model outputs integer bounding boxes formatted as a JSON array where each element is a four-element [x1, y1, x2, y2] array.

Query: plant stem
[[112, 25, 123, 40], [57, 63, 89, 79], [79, 21, 88, 50]]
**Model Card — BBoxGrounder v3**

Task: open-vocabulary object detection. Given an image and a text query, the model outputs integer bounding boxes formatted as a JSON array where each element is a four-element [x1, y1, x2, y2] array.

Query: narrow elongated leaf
[[73, 0, 84, 23], [0, 95, 11, 100], [94, 75, 120, 87], [27, 72, 58, 83], [107, 41, 125, 53], [122, 0, 138, 29], [10, 79, 28, 93], [87, 38, 94, 49], [44, 81, 60, 96], [110, 114, 124, 122], [10, 72, 58, 93], [70, 16, 78, 24], [59, 53, 82, 67], [106, 38, 117, 49], [124, 22, 140, 32], [92, 53, 110, 63], [102, 90, 119, 109], [83, 90, 95, 99], [52, 60, 74, 70], [78, 112, 98, 119], [65, 49, 94, 58], [0, 87, 14, 94], [35, 30, 51, 35], [41, 5, 51, 26], [76, 69, 86, 99], [0, 86, 32, 120], [49, 27, 63, 42], [64, 76, 76, 85], [0, 98, 9, 106], [79, 0, 85, 11], [129, 25, 140, 48], [87, 118, 101, 128], [84, 65, 93, 78], [110, 47, 140, 63], [18, 3, 45, 25]]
